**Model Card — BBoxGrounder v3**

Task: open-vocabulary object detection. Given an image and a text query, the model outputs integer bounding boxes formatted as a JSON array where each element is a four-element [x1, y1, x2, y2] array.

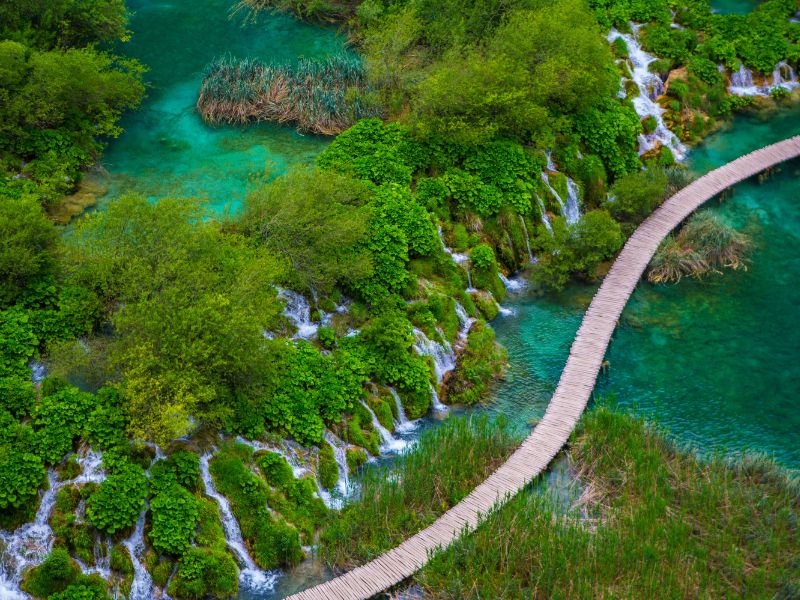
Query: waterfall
[[428, 384, 448, 412], [518, 215, 536, 261], [607, 25, 686, 160], [122, 508, 155, 600], [199, 453, 278, 593], [728, 64, 763, 96], [772, 61, 799, 91], [504, 230, 514, 256], [234, 437, 307, 478], [0, 450, 107, 598], [359, 401, 408, 454], [29, 360, 47, 384], [388, 388, 418, 433], [277, 288, 318, 340], [321, 432, 350, 508], [466, 268, 475, 291], [535, 195, 553, 235], [541, 169, 581, 225], [412, 328, 455, 383], [498, 274, 525, 293], [454, 302, 476, 343]]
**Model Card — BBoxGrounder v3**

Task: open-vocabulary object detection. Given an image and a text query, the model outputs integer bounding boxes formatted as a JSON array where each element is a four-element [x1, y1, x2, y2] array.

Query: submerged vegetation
[[197, 54, 378, 134], [648, 210, 753, 283]]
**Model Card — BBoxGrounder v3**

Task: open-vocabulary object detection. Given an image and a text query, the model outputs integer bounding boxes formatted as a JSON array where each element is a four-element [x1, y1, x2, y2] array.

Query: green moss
[[209, 448, 304, 569], [641, 115, 658, 135], [110, 544, 133, 577], [318, 444, 339, 490], [21, 548, 80, 598], [169, 547, 239, 600], [146, 555, 175, 589], [345, 410, 379, 456], [346, 448, 368, 473], [195, 498, 227, 552], [472, 292, 499, 321], [444, 320, 508, 406], [368, 397, 394, 432]]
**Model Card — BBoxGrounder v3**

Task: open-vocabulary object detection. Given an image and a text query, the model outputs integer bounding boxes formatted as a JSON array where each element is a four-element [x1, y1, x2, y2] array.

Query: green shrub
[[444, 321, 507, 405], [318, 444, 339, 490], [257, 452, 295, 490], [169, 547, 239, 600], [86, 463, 147, 535], [346, 448, 368, 473], [0, 376, 35, 417], [0, 446, 45, 509], [21, 548, 79, 598], [149, 484, 199, 555], [469, 244, 495, 272], [0, 308, 38, 379], [48, 584, 108, 600]]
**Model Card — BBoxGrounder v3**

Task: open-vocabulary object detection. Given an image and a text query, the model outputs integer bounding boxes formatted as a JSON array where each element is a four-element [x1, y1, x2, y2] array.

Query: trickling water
[[607, 25, 686, 160], [535, 195, 554, 235], [499, 274, 526, 294], [389, 388, 418, 433], [29, 361, 47, 384], [438, 226, 470, 265], [428, 385, 449, 413], [359, 401, 408, 454], [518, 215, 537, 261], [199, 453, 278, 594], [454, 302, 476, 343], [235, 437, 307, 478], [504, 230, 514, 256], [465, 269, 475, 292], [278, 289, 319, 340], [772, 61, 799, 90], [412, 329, 455, 384], [122, 509, 155, 600], [0, 449, 107, 598], [564, 177, 582, 225], [321, 432, 351, 508]]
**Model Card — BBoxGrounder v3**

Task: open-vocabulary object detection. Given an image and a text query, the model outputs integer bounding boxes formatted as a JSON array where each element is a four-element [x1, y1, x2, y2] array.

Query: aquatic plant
[[197, 53, 378, 135], [648, 211, 752, 283]]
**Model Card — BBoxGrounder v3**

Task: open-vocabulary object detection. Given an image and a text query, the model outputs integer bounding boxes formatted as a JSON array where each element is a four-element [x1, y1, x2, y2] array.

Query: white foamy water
[[413, 328, 456, 386], [199, 453, 278, 594], [359, 401, 408, 454], [389, 388, 418, 434], [519, 215, 537, 260], [278, 289, 319, 340], [320, 432, 351, 509], [607, 25, 686, 160], [499, 274, 526, 293], [235, 437, 307, 478], [729, 62, 799, 96]]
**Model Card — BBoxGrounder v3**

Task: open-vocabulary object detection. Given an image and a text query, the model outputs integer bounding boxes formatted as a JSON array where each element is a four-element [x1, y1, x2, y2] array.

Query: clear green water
[[92, 0, 344, 213], [492, 105, 800, 468], [710, 0, 761, 14]]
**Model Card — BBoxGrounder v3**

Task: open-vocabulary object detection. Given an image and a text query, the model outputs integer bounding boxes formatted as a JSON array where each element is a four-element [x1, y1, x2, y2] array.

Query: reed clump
[[197, 54, 377, 135], [417, 406, 800, 598], [648, 210, 752, 284]]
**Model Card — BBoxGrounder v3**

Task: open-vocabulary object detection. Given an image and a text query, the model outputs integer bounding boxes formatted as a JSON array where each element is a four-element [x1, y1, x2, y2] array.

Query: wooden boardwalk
[[288, 136, 800, 600]]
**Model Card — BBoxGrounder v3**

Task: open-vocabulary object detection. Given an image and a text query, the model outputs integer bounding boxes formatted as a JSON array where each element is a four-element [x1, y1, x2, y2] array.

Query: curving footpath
[[289, 136, 800, 600]]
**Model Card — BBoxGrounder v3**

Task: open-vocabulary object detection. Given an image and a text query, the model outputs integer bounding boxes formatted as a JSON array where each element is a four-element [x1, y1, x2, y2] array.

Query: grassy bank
[[416, 406, 800, 598], [319, 415, 521, 569]]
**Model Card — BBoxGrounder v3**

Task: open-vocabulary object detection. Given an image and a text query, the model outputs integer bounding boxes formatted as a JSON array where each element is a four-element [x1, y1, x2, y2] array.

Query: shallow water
[[493, 105, 800, 468], [91, 0, 344, 213]]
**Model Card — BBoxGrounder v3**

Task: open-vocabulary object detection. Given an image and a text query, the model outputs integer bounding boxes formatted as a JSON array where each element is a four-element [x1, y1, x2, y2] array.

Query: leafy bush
[[86, 463, 147, 535], [0, 308, 38, 379], [0, 446, 45, 509], [149, 484, 199, 555], [257, 452, 295, 490], [0, 376, 35, 417], [469, 244, 495, 271], [48, 584, 108, 600], [444, 321, 507, 405], [606, 167, 668, 224], [169, 547, 239, 600], [21, 548, 79, 598]]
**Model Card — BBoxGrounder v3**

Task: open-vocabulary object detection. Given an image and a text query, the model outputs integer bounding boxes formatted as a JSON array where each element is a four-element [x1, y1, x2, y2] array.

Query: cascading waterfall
[[518, 215, 537, 260], [321, 432, 350, 508], [277, 288, 319, 340], [122, 508, 155, 600], [428, 384, 449, 412], [199, 453, 278, 593], [498, 274, 526, 293], [504, 230, 514, 256], [412, 328, 455, 383], [454, 302, 476, 343], [235, 437, 307, 478], [359, 401, 408, 454], [535, 195, 553, 235], [389, 388, 418, 433], [564, 177, 582, 224], [438, 226, 473, 289], [540, 156, 581, 225], [729, 62, 800, 96], [607, 25, 686, 160], [29, 360, 47, 384], [0, 450, 106, 599]]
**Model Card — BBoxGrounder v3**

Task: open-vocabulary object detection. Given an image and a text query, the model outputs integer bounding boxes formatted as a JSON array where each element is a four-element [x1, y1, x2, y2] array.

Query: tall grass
[[318, 415, 521, 569], [417, 406, 800, 598], [197, 54, 378, 135], [649, 210, 752, 284]]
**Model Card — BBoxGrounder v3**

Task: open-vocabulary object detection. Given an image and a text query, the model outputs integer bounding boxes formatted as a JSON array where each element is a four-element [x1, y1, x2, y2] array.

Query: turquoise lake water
[[93, 0, 343, 213], [492, 106, 800, 468]]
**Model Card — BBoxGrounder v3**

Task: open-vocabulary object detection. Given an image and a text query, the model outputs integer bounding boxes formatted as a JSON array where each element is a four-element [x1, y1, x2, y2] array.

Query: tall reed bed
[[197, 54, 377, 135], [318, 415, 521, 569], [417, 406, 800, 598]]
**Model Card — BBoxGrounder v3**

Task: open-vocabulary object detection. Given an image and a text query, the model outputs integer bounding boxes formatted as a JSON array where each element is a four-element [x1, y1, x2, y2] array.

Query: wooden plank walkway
[[288, 136, 800, 600]]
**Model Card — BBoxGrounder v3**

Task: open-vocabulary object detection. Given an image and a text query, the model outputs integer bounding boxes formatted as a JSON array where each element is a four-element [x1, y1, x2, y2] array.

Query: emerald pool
[[91, 0, 344, 213]]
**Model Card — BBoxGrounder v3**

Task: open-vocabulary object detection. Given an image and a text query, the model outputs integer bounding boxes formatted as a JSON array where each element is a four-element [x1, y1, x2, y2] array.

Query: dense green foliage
[[443, 321, 508, 406], [0, 0, 144, 205], [86, 462, 147, 534], [417, 406, 800, 597]]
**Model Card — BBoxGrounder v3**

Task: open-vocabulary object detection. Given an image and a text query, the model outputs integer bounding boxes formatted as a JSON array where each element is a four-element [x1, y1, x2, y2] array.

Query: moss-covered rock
[[346, 448, 368, 473], [318, 444, 339, 490]]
